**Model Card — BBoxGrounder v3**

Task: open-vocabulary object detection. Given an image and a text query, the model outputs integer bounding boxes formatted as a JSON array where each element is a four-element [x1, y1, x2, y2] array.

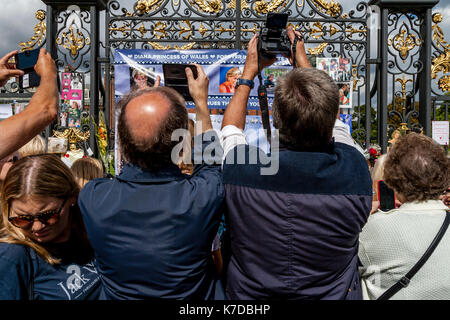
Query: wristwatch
[[235, 78, 254, 89]]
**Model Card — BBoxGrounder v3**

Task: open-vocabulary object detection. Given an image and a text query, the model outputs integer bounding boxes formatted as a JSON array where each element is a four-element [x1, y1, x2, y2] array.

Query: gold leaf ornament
[[189, 0, 223, 14], [254, 0, 288, 14], [311, 0, 341, 17], [19, 10, 47, 52], [432, 13, 450, 50], [438, 75, 450, 92], [135, 0, 163, 14], [431, 50, 450, 80], [35, 10, 45, 21], [228, 0, 250, 10], [147, 42, 196, 50], [389, 27, 421, 61], [307, 42, 328, 55]]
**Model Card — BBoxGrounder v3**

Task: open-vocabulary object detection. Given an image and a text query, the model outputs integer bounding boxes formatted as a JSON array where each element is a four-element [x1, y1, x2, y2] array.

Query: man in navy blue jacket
[[78, 65, 225, 299], [220, 29, 372, 299]]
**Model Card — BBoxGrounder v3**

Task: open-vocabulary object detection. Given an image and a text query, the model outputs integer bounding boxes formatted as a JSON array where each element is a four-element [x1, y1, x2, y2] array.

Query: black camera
[[258, 13, 291, 60]]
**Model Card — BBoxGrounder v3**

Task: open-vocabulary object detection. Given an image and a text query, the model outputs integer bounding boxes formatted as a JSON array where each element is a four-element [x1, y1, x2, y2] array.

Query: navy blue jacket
[[78, 134, 225, 299], [223, 142, 372, 299]]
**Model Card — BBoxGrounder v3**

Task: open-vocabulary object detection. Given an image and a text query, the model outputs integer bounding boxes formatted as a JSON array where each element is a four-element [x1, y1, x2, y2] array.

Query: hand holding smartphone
[[15, 48, 41, 89], [162, 64, 198, 101]]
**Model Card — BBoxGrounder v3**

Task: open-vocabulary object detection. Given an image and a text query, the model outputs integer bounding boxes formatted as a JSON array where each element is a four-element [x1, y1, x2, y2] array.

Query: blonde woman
[[71, 157, 104, 188], [219, 67, 242, 93], [387, 129, 401, 152], [0, 154, 101, 300]]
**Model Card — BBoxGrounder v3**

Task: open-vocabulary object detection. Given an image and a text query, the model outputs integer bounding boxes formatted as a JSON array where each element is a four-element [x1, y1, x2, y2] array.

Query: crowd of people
[[0, 28, 448, 300]]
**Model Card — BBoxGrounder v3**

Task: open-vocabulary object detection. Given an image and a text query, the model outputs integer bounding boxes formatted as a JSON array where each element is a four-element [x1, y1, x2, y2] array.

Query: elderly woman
[[359, 133, 450, 300], [0, 154, 102, 299]]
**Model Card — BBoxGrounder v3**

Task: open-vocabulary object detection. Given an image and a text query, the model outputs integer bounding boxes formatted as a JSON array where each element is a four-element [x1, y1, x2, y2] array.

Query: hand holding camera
[[186, 64, 208, 104], [285, 27, 310, 68], [34, 48, 57, 82], [186, 64, 213, 133], [257, 13, 310, 69]]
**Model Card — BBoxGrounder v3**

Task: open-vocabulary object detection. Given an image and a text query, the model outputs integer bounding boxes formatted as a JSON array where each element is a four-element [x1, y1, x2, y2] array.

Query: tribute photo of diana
[[129, 67, 155, 92], [338, 82, 352, 108], [219, 67, 242, 94]]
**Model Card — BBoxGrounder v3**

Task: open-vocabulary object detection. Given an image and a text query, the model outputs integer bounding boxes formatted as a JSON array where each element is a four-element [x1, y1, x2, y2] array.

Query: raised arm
[[186, 64, 212, 134], [285, 27, 311, 69], [0, 48, 58, 159], [221, 35, 265, 130]]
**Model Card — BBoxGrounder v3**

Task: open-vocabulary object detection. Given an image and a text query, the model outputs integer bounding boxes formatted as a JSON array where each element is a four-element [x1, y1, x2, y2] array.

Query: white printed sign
[[432, 121, 449, 145], [0, 104, 12, 120]]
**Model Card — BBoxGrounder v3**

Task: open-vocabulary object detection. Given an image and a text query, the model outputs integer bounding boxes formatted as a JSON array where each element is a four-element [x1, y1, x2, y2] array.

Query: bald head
[[125, 92, 172, 145], [117, 87, 188, 170]]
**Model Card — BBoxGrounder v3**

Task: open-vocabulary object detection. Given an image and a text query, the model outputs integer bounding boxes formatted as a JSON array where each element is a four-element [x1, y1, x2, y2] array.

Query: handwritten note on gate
[[432, 121, 449, 145]]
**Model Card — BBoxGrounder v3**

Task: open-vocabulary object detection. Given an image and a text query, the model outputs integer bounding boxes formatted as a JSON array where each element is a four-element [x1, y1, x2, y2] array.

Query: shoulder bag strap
[[24, 247, 34, 300], [378, 210, 450, 300]]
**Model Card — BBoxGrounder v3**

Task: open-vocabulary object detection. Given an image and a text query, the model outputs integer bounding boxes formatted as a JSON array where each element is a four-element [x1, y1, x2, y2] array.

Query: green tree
[[351, 104, 378, 148]]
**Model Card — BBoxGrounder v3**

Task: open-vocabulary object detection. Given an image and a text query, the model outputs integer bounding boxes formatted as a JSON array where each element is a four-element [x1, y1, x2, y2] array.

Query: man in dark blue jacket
[[219, 29, 372, 299], [78, 65, 225, 299]]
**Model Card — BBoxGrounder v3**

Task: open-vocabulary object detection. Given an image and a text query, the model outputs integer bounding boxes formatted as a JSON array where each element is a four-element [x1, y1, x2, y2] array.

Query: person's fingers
[[293, 30, 303, 40], [185, 67, 194, 82], [39, 48, 48, 57], [154, 75, 160, 87], [286, 26, 295, 42], [0, 50, 18, 65], [3, 69, 24, 77], [249, 34, 258, 49], [192, 63, 205, 78], [6, 62, 16, 70]]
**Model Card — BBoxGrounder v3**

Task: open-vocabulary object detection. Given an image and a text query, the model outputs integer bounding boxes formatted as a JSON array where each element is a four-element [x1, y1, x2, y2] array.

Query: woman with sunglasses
[[0, 154, 102, 300]]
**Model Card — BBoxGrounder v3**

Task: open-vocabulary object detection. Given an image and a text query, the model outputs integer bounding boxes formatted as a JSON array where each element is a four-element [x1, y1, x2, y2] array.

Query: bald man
[[78, 65, 226, 300]]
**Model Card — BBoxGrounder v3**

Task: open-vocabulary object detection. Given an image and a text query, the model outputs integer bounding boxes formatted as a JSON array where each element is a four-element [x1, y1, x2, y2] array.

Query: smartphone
[[15, 49, 41, 89], [162, 64, 198, 102], [377, 180, 396, 211]]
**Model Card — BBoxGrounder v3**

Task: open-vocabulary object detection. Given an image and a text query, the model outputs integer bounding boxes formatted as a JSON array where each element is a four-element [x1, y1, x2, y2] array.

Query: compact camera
[[258, 13, 291, 60]]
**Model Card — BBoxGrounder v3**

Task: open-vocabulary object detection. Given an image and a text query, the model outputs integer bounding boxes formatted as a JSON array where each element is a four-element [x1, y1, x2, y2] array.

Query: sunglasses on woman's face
[[8, 199, 67, 229]]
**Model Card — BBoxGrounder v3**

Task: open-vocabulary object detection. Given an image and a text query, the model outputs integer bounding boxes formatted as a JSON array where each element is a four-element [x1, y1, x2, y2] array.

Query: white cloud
[[434, 4, 450, 33], [0, 0, 45, 56]]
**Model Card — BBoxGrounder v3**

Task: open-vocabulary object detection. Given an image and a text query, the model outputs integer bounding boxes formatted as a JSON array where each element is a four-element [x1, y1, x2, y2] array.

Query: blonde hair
[[226, 67, 241, 80], [18, 135, 45, 158], [70, 157, 104, 188], [0, 154, 88, 265], [371, 153, 388, 200]]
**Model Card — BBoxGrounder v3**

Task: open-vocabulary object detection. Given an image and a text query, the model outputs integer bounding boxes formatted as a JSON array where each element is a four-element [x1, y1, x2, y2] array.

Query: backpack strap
[[378, 210, 450, 300]]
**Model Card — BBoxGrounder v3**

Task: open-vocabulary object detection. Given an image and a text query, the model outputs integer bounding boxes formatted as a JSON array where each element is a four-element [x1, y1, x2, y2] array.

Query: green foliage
[[351, 104, 378, 146], [434, 103, 449, 121]]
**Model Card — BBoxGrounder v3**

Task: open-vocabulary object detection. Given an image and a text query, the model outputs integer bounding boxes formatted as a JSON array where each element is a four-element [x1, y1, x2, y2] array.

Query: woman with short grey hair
[[359, 133, 450, 300]]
